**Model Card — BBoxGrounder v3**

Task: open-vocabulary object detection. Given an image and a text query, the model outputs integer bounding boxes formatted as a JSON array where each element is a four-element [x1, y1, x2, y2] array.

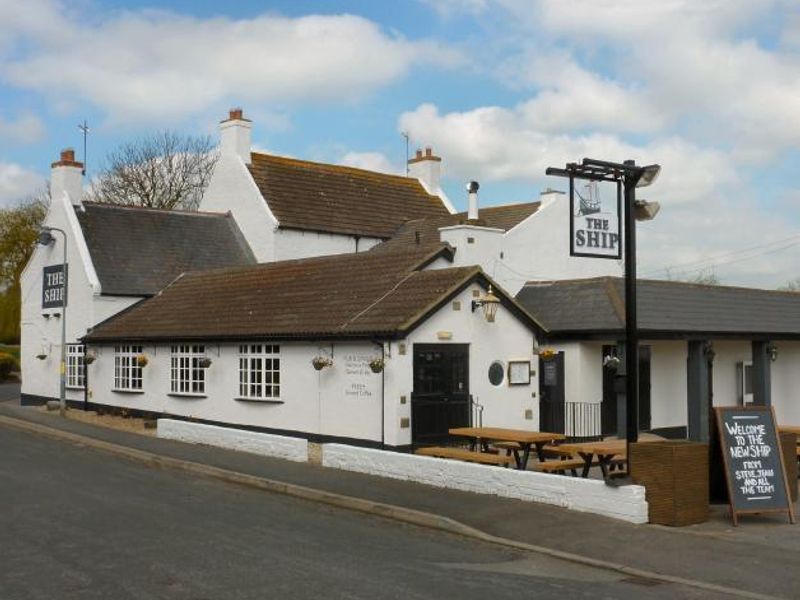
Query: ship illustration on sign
[[576, 181, 601, 216]]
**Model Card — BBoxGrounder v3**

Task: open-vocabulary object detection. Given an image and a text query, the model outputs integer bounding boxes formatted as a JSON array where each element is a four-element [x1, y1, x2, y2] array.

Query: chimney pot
[[229, 108, 243, 121], [415, 149, 423, 159], [425, 147, 432, 157], [61, 149, 75, 162]]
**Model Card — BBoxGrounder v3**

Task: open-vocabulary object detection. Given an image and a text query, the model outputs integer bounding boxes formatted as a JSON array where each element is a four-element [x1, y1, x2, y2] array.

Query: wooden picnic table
[[448, 427, 565, 470], [779, 425, 800, 437], [557, 439, 629, 479]]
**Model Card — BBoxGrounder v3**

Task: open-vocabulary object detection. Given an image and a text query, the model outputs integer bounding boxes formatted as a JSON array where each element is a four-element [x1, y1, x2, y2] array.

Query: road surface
[[0, 419, 728, 599]]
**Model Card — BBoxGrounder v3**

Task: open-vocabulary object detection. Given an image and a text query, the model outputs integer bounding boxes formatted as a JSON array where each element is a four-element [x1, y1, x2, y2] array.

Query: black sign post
[[42, 264, 68, 309], [715, 406, 795, 526]]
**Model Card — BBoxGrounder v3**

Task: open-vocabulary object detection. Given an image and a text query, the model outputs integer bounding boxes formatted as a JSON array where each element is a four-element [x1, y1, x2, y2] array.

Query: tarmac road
[[0, 423, 731, 600]]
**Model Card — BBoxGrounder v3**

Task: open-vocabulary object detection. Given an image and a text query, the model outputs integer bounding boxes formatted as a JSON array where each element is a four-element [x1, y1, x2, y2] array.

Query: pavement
[[1, 386, 798, 599]]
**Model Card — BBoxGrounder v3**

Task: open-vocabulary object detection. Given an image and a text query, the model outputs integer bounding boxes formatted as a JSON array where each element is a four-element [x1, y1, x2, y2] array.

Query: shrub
[[0, 352, 19, 381]]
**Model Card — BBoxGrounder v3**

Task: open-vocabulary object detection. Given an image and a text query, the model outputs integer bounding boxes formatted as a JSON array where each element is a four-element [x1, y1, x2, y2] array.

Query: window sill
[[66, 386, 85, 391], [112, 389, 145, 394], [234, 397, 284, 404], [167, 392, 207, 399]]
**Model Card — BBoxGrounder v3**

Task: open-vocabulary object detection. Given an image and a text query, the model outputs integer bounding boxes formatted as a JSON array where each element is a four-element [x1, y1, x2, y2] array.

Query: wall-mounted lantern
[[472, 286, 500, 323], [767, 343, 778, 362]]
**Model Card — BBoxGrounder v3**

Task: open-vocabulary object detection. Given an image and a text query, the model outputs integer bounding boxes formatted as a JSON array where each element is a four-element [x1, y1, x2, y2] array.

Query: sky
[[1, 0, 799, 288]]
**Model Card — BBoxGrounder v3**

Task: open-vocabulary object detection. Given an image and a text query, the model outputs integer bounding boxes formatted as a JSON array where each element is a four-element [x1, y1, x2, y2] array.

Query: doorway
[[411, 344, 470, 445], [539, 352, 565, 433], [601, 345, 652, 435]]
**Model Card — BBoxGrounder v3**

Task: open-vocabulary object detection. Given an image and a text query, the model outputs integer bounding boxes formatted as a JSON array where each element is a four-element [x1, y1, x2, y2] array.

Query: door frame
[[411, 343, 470, 445]]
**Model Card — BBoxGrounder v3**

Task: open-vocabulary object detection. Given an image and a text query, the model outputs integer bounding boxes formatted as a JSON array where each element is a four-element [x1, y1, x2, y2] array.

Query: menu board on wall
[[714, 406, 795, 526]]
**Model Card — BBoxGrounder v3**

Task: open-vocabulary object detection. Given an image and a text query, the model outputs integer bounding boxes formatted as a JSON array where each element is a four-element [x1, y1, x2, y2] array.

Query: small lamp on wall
[[472, 286, 500, 323], [767, 343, 778, 362]]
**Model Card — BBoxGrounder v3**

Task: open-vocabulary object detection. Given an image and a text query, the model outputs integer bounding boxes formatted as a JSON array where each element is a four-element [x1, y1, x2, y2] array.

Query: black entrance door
[[601, 344, 652, 435], [411, 344, 470, 445], [539, 352, 565, 433]]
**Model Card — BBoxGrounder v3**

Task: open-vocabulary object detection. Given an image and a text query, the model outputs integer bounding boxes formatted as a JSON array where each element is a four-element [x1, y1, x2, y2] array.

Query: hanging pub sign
[[714, 406, 795, 526], [42, 264, 68, 309], [569, 176, 622, 259]]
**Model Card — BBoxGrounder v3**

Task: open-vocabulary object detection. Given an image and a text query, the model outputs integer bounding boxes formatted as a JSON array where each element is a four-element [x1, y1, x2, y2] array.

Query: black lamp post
[[546, 158, 660, 454]]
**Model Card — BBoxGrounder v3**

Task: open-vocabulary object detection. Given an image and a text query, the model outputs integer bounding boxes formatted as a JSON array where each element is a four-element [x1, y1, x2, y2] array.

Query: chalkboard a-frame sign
[[715, 406, 795, 526]]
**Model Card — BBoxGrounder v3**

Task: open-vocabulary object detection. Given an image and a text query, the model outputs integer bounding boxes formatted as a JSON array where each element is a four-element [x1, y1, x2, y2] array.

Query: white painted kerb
[[158, 419, 308, 463], [322, 444, 648, 524]]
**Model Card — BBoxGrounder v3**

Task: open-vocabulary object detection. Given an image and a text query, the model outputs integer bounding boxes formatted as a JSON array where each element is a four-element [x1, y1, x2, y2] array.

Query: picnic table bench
[[415, 446, 515, 467], [533, 458, 586, 476], [449, 427, 565, 469]]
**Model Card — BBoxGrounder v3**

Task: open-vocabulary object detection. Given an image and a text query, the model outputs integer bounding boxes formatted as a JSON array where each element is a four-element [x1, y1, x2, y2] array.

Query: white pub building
[[20, 110, 800, 449]]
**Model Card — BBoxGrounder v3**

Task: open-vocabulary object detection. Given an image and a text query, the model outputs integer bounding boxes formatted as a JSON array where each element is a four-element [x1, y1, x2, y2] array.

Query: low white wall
[[322, 444, 648, 524], [157, 419, 308, 463]]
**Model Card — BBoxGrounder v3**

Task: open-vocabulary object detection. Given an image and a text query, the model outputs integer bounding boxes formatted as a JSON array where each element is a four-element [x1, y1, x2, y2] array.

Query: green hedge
[[0, 352, 19, 381]]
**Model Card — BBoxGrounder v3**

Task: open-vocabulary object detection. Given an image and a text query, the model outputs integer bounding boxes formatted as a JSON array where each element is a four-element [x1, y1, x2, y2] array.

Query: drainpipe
[[373, 340, 386, 448]]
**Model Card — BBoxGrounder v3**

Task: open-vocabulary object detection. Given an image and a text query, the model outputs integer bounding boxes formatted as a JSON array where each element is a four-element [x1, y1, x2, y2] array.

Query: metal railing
[[564, 401, 602, 441]]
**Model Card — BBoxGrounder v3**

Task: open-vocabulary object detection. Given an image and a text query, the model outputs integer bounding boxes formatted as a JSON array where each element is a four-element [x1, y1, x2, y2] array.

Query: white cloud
[[418, 0, 489, 18], [0, 163, 46, 208], [340, 151, 401, 174], [399, 102, 735, 203], [0, 7, 460, 123], [491, 0, 800, 161], [0, 113, 46, 144]]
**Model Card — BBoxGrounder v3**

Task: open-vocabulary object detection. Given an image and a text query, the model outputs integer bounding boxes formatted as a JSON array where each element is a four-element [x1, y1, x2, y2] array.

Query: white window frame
[[114, 345, 143, 391], [171, 345, 206, 395], [66, 343, 85, 389], [238, 344, 281, 401]]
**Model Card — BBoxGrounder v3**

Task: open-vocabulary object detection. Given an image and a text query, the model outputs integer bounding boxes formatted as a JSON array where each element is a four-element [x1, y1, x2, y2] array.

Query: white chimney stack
[[220, 108, 252, 165], [50, 148, 84, 208], [467, 180, 480, 221], [407, 146, 441, 192]]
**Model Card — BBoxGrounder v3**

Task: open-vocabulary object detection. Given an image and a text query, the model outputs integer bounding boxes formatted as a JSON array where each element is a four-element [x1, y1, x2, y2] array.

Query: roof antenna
[[78, 120, 90, 177], [402, 131, 410, 176]]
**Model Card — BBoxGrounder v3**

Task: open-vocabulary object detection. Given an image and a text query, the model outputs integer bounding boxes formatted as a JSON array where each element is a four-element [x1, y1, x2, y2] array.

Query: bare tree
[[85, 131, 219, 210]]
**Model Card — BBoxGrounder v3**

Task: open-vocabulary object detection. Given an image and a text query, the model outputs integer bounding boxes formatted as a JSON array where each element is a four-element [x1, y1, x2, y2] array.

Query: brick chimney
[[51, 148, 84, 207], [220, 107, 252, 165], [407, 146, 441, 193]]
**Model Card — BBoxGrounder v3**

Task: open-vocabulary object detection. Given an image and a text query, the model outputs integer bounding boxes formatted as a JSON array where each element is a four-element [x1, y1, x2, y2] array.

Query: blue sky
[[1, 0, 799, 287]]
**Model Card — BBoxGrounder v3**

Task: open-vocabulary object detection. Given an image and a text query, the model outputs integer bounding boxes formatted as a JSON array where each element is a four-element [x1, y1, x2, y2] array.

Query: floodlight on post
[[545, 157, 661, 472], [38, 225, 68, 417]]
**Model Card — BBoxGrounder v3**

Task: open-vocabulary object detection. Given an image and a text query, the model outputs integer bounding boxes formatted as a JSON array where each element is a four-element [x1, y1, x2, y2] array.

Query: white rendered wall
[[711, 341, 751, 407], [158, 419, 308, 462], [87, 341, 385, 442], [19, 195, 141, 403], [496, 192, 623, 296], [273, 229, 382, 261], [382, 283, 538, 447], [558, 342, 603, 406], [648, 341, 688, 430], [200, 154, 276, 262], [323, 444, 648, 523], [424, 192, 622, 297]]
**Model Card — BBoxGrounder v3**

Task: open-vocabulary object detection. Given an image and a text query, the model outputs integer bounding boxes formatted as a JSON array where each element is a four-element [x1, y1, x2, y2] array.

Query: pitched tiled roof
[[84, 248, 524, 342], [372, 202, 541, 255], [516, 277, 800, 339], [76, 203, 255, 296], [247, 153, 451, 238]]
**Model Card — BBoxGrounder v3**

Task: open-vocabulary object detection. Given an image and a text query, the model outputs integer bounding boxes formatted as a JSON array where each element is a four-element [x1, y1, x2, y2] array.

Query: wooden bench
[[533, 458, 585, 476], [415, 446, 515, 466]]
